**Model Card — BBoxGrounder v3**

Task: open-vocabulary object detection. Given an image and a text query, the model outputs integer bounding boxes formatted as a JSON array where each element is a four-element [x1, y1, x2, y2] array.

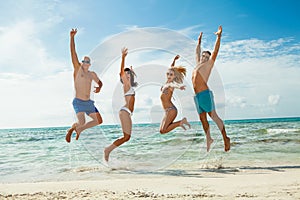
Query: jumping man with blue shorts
[[65, 28, 103, 143], [192, 26, 230, 152]]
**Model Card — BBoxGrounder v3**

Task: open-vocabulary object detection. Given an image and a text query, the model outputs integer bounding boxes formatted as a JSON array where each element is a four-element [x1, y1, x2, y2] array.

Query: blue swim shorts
[[194, 89, 215, 114], [72, 98, 99, 115]]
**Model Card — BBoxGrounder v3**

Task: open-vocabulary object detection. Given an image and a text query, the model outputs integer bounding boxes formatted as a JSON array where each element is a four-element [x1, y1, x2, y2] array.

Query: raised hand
[[174, 55, 180, 60], [198, 32, 203, 42], [215, 26, 222, 36], [130, 65, 135, 72], [121, 47, 128, 58], [70, 28, 77, 37]]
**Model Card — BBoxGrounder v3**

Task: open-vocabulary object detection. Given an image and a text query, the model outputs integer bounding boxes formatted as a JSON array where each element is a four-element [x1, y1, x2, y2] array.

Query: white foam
[[267, 128, 298, 134]]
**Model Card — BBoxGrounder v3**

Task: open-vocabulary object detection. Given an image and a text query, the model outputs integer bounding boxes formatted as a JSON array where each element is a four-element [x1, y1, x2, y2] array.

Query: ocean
[[1, 117, 300, 183]]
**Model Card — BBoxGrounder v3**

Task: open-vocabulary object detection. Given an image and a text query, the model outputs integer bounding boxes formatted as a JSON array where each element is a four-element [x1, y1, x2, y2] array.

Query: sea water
[[0, 117, 299, 183]]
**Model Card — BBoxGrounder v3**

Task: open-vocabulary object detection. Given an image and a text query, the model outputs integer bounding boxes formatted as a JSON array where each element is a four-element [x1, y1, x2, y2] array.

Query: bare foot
[[180, 123, 186, 130], [104, 147, 110, 162], [65, 127, 74, 143], [224, 137, 230, 152], [182, 117, 191, 129], [180, 118, 190, 130], [207, 138, 214, 152]]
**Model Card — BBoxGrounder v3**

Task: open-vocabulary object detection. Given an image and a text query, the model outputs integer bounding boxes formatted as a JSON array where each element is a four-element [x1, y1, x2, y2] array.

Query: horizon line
[[1, 116, 300, 130]]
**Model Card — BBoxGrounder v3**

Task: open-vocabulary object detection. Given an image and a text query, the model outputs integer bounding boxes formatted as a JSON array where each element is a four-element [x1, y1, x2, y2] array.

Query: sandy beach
[[1, 165, 299, 200]]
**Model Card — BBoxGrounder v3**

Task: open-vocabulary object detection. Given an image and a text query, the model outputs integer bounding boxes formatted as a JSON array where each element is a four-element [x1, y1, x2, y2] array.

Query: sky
[[0, 0, 300, 128]]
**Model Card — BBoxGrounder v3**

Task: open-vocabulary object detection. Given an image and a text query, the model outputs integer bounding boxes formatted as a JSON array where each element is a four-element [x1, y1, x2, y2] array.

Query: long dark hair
[[120, 67, 138, 87]]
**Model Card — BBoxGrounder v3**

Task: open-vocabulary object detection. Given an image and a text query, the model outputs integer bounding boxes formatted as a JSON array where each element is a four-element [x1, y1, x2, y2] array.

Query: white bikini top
[[161, 82, 183, 91], [124, 87, 135, 96]]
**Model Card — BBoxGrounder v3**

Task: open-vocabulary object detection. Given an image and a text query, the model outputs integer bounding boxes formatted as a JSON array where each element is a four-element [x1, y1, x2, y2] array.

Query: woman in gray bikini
[[104, 47, 137, 162], [160, 55, 190, 134]]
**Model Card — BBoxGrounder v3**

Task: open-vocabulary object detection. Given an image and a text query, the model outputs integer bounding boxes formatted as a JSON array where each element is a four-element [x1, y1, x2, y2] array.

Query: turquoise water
[[0, 117, 300, 183]]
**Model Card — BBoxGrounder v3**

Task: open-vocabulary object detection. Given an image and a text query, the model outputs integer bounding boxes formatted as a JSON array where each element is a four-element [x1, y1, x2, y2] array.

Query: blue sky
[[0, 0, 300, 128]]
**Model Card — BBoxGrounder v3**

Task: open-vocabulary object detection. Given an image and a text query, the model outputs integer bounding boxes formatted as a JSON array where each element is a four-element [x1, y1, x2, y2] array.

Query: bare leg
[[104, 132, 131, 162], [65, 112, 85, 143], [199, 112, 214, 152], [160, 109, 177, 134], [159, 109, 189, 134], [208, 110, 230, 152], [104, 110, 131, 162], [75, 112, 102, 140], [104, 143, 116, 162], [65, 123, 76, 143]]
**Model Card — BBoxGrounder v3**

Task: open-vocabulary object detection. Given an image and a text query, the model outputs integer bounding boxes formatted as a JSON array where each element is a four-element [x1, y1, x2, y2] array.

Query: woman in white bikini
[[160, 55, 190, 134], [104, 47, 137, 162]]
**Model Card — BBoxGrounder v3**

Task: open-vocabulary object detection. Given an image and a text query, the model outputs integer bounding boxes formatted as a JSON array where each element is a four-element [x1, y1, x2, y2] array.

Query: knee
[[160, 129, 167, 134], [123, 134, 131, 142], [78, 121, 85, 126], [199, 114, 206, 122], [97, 117, 103, 125], [210, 113, 219, 121], [96, 114, 103, 125]]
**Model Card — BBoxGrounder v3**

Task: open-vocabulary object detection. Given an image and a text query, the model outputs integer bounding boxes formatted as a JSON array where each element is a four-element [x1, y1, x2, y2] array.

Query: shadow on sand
[[114, 165, 300, 178]]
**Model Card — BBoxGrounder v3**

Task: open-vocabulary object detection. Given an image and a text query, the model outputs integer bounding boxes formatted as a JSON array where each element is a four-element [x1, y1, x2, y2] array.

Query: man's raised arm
[[195, 32, 202, 64], [211, 26, 222, 62], [70, 28, 80, 71]]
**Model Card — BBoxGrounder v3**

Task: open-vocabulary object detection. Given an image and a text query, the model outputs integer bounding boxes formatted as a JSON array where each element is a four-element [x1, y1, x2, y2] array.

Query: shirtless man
[[65, 28, 103, 143], [192, 26, 230, 152]]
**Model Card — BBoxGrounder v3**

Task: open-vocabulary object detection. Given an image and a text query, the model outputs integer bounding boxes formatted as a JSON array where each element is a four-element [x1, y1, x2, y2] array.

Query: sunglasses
[[202, 54, 210, 59], [82, 60, 90, 64]]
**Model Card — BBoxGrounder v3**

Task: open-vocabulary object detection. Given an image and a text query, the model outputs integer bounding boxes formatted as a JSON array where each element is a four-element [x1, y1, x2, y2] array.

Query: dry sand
[[1, 166, 299, 199]]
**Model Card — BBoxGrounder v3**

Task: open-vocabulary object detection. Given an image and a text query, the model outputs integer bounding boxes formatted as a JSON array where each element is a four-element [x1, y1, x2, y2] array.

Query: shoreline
[[1, 165, 299, 199], [2, 116, 299, 130]]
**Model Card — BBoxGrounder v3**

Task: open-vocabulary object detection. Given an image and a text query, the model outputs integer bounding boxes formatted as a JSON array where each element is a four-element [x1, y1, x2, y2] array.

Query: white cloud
[[218, 36, 300, 119], [0, 1, 75, 128], [220, 37, 299, 61], [0, 19, 68, 77], [0, 71, 74, 128], [117, 25, 140, 31], [177, 24, 205, 37], [227, 96, 247, 108], [268, 95, 280, 106]]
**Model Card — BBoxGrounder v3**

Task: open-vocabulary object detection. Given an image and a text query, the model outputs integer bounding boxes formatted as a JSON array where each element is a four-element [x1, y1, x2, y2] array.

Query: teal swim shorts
[[194, 89, 215, 114]]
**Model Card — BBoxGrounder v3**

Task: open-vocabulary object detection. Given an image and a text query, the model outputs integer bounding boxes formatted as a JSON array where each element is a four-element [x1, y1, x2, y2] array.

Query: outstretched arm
[[210, 26, 222, 62], [195, 32, 202, 64], [70, 29, 80, 77], [171, 55, 180, 67]]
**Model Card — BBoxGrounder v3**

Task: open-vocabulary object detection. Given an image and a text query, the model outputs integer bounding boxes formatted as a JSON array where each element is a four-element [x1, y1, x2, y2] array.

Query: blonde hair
[[169, 65, 186, 84]]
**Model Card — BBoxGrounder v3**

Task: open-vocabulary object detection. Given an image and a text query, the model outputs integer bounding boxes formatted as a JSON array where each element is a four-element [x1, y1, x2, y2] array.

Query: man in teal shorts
[[192, 26, 230, 152]]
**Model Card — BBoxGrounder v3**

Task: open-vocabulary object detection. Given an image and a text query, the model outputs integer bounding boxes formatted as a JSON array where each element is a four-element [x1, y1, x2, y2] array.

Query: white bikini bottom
[[120, 106, 132, 115]]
